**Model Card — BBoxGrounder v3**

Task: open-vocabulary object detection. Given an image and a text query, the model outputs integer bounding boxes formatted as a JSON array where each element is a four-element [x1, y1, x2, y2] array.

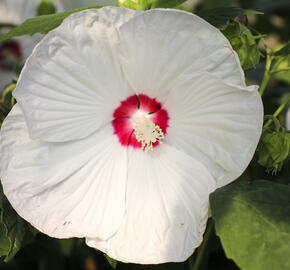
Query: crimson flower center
[[112, 94, 169, 151]]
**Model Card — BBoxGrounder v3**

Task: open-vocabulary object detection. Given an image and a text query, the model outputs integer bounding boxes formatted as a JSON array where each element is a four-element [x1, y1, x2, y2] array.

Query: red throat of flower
[[0, 40, 23, 71], [112, 94, 169, 151]]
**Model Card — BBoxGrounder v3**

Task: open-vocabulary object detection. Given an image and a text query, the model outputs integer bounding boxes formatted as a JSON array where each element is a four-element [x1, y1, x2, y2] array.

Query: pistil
[[133, 113, 164, 152]]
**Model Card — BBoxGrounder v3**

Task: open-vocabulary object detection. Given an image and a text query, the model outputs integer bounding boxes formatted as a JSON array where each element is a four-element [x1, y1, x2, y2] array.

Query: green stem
[[259, 48, 272, 96], [191, 219, 214, 270], [253, 34, 266, 40], [263, 97, 290, 129], [1, 84, 16, 103]]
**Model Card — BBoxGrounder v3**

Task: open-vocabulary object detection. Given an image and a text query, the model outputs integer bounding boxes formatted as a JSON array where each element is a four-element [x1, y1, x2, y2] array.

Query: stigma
[[132, 111, 164, 152]]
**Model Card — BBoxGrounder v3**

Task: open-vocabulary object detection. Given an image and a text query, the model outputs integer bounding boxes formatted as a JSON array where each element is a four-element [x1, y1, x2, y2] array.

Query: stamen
[[133, 113, 164, 152]]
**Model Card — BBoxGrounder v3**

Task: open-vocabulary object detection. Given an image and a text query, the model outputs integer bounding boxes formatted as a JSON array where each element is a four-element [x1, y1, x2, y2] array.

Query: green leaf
[[210, 179, 290, 270], [150, 0, 187, 8], [116, 0, 150, 10], [257, 129, 290, 173], [0, 6, 103, 41], [201, 0, 239, 9], [196, 7, 263, 28], [0, 184, 38, 261], [37, 0, 56, 16], [221, 21, 260, 69], [58, 239, 75, 257], [271, 42, 290, 83], [104, 253, 118, 269], [274, 41, 290, 57], [116, 0, 186, 9], [0, 104, 8, 129], [271, 55, 290, 84], [1, 83, 16, 108]]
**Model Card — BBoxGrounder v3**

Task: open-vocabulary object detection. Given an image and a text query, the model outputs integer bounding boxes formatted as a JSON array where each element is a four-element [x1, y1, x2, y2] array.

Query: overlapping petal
[[163, 72, 263, 187], [0, 105, 127, 239], [13, 7, 139, 142], [117, 9, 249, 105], [86, 144, 216, 264]]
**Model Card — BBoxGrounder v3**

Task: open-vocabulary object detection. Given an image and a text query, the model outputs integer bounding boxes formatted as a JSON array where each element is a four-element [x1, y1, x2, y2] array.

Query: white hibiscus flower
[[0, 7, 263, 264]]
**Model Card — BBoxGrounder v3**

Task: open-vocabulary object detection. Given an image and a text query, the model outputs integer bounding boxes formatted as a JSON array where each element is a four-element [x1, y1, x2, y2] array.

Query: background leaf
[[104, 253, 118, 269], [271, 55, 290, 84], [0, 184, 38, 261], [116, 0, 150, 10], [210, 179, 290, 270], [1, 83, 16, 108], [116, 0, 186, 10], [271, 43, 290, 84], [257, 130, 290, 173], [0, 6, 103, 41], [37, 0, 56, 16], [274, 41, 290, 56], [150, 0, 187, 8], [222, 21, 260, 69], [196, 7, 263, 28]]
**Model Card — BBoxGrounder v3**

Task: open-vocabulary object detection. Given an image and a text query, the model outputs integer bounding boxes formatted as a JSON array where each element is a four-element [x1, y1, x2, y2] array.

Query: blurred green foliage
[[37, 0, 57, 16], [210, 179, 290, 270], [257, 115, 290, 173], [271, 43, 290, 84], [222, 21, 260, 69], [117, 0, 187, 9], [196, 7, 262, 28], [0, 185, 37, 262], [0, 5, 104, 41]]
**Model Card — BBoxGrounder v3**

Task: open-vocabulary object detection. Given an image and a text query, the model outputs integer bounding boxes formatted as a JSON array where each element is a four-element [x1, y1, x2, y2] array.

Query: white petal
[[164, 72, 263, 187], [13, 7, 139, 142], [118, 9, 247, 104], [0, 104, 127, 239], [86, 144, 216, 264]]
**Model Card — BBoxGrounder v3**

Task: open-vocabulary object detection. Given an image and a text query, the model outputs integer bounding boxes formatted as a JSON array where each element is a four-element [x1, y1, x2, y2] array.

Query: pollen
[[133, 113, 164, 152]]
